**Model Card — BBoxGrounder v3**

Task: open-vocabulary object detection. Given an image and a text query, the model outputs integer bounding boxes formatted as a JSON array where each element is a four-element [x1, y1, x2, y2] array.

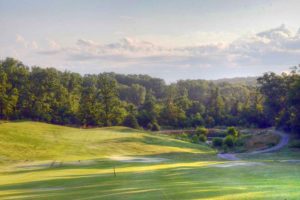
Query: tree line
[[0, 58, 299, 134]]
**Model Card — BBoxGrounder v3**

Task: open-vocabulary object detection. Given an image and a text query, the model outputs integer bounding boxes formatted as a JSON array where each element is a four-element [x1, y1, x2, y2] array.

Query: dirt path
[[218, 129, 290, 160]]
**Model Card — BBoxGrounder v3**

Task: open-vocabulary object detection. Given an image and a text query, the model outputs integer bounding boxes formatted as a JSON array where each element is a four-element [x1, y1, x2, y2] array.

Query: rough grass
[[245, 131, 280, 150], [235, 131, 280, 153], [0, 122, 300, 199]]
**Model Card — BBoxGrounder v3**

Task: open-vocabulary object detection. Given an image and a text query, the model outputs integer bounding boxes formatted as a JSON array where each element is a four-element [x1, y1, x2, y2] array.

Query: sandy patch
[[213, 161, 264, 168], [17, 160, 97, 169], [110, 156, 167, 163]]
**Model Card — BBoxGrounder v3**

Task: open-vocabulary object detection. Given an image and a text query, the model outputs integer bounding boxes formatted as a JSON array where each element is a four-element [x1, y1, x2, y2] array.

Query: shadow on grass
[[0, 165, 276, 200], [99, 135, 213, 153], [2, 150, 219, 177], [97, 126, 143, 134], [1, 151, 297, 199]]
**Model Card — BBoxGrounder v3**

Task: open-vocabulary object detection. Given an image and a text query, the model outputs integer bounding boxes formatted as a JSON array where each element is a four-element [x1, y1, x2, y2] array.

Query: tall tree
[[79, 75, 99, 126], [97, 75, 126, 126], [138, 90, 159, 127]]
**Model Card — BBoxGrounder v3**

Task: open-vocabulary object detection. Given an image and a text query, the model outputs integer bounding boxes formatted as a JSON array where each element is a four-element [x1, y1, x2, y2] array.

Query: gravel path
[[218, 129, 290, 161]]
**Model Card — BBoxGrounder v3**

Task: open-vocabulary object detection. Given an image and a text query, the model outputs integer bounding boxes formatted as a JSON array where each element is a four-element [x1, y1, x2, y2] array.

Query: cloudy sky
[[1, 0, 300, 82]]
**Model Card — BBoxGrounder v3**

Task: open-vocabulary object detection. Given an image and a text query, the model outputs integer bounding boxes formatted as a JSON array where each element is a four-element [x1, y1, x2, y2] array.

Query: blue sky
[[1, 0, 300, 82]]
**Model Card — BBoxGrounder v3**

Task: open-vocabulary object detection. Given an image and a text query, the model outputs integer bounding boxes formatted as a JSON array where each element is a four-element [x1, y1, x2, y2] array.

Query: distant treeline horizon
[[0, 57, 299, 134]]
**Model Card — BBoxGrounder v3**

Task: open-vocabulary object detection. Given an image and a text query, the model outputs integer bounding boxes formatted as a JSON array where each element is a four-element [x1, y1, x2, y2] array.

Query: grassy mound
[[0, 121, 214, 165]]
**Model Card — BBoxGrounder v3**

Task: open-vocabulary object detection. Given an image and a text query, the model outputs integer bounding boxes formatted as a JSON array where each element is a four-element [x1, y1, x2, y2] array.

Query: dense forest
[[0, 58, 299, 133]]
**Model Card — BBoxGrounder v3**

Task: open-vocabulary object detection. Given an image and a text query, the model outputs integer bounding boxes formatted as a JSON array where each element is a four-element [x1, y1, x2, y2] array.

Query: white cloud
[[31, 41, 38, 49], [8, 25, 300, 81], [15, 34, 38, 49], [47, 40, 61, 49], [16, 34, 27, 46]]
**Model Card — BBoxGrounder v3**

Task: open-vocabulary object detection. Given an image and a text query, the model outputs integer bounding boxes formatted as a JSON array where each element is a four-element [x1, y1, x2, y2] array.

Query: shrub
[[227, 126, 239, 138], [212, 138, 223, 147], [196, 126, 209, 136], [178, 133, 190, 141], [199, 134, 207, 142], [191, 134, 199, 143], [223, 135, 234, 148], [151, 122, 160, 131]]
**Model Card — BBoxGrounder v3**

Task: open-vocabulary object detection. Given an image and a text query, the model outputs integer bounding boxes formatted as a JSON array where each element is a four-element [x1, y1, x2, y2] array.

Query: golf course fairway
[[0, 122, 300, 199]]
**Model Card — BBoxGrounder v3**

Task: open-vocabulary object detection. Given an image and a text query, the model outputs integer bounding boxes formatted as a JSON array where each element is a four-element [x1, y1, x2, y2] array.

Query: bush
[[191, 134, 199, 143], [223, 135, 234, 148], [178, 133, 190, 142], [212, 138, 223, 147], [199, 134, 207, 142], [196, 126, 209, 136], [151, 122, 160, 131], [227, 126, 239, 137]]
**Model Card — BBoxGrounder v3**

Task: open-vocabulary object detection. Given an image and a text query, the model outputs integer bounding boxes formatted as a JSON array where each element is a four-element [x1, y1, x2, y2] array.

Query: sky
[[1, 0, 300, 82]]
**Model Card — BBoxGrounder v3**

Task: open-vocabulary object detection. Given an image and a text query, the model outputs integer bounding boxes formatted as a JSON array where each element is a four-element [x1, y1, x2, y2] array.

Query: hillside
[[212, 76, 258, 86], [0, 121, 214, 165], [0, 122, 300, 199]]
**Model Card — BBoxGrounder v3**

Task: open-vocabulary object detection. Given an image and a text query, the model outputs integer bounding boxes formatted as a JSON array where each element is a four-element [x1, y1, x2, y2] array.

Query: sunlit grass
[[0, 122, 213, 164], [0, 122, 299, 199]]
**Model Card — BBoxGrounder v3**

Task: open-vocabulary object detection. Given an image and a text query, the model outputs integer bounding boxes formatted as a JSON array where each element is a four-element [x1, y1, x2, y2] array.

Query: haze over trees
[[0, 57, 299, 134]]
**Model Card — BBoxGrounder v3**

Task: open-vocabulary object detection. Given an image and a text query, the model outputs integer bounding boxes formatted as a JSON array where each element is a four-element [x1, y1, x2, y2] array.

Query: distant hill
[[212, 76, 258, 86]]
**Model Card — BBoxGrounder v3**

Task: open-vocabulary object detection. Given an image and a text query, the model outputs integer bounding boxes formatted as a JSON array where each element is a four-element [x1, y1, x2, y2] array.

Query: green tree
[[138, 90, 159, 128], [195, 126, 209, 136], [97, 75, 126, 126], [123, 104, 140, 129], [223, 135, 234, 148], [0, 69, 9, 118], [78, 75, 99, 126], [227, 126, 239, 138], [190, 113, 204, 127], [257, 72, 287, 126]]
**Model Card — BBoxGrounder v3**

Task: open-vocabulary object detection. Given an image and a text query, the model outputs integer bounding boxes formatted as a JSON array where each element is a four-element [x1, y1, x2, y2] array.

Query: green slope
[[0, 121, 214, 165], [0, 122, 300, 200]]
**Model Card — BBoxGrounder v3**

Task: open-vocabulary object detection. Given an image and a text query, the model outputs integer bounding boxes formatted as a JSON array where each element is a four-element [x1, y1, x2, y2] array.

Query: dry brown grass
[[245, 132, 280, 151]]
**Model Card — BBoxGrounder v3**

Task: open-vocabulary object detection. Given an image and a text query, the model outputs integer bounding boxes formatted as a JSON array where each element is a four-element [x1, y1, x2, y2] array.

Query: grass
[[0, 122, 300, 199], [234, 131, 281, 153]]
